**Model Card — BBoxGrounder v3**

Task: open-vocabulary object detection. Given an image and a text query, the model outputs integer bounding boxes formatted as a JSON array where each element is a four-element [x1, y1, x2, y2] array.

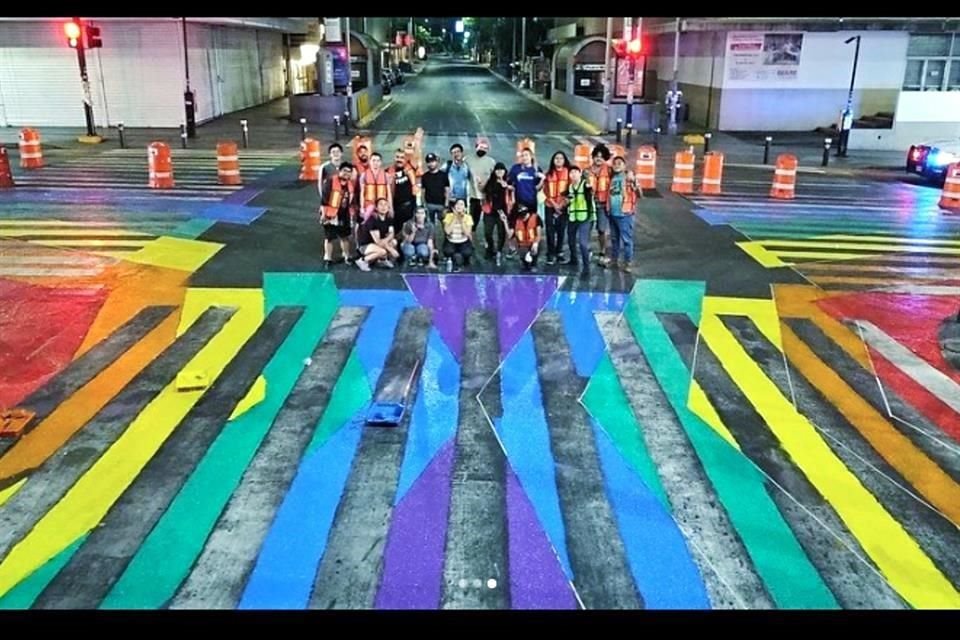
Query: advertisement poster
[[727, 33, 802, 82], [615, 58, 646, 98]]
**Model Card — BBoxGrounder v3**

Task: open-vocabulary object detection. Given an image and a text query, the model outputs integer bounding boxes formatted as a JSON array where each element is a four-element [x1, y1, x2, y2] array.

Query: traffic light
[[612, 38, 643, 59], [64, 20, 81, 48], [86, 24, 102, 48]]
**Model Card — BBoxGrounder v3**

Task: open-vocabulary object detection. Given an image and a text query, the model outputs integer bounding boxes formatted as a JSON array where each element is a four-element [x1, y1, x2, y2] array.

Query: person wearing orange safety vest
[[388, 149, 419, 230], [320, 161, 359, 269], [543, 151, 571, 265], [513, 204, 543, 272], [359, 152, 392, 219], [586, 144, 613, 267], [607, 155, 642, 273]]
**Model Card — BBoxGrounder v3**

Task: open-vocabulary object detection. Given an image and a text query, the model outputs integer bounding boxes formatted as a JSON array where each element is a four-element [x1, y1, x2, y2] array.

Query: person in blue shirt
[[506, 147, 544, 258], [444, 143, 473, 207]]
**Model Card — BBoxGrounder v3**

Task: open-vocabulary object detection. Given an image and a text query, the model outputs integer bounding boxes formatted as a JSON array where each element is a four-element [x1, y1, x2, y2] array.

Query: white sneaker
[[356, 258, 371, 272]]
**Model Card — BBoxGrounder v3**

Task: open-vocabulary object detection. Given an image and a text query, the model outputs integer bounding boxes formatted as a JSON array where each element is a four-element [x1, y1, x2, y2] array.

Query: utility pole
[[667, 17, 681, 135], [602, 17, 613, 124], [182, 17, 196, 138], [344, 16, 352, 122], [71, 17, 96, 137]]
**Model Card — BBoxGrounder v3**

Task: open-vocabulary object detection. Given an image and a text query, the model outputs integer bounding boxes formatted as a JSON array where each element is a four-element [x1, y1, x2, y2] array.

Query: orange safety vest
[[362, 168, 389, 206], [514, 214, 540, 246], [588, 164, 611, 204], [322, 177, 356, 220], [621, 177, 637, 214], [544, 168, 570, 205]]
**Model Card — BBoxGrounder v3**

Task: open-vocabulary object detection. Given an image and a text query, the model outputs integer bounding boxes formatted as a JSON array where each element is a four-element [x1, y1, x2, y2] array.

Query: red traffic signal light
[[86, 24, 102, 48], [64, 21, 81, 48], [612, 38, 643, 59]]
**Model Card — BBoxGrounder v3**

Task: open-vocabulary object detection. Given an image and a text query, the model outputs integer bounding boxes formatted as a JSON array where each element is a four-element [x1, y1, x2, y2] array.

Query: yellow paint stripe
[[782, 324, 960, 526], [0, 229, 152, 238], [123, 236, 223, 273], [767, 240, 960, 256], [687, 381, 741, 450], [702, 296, 783, 350], [0, 479, 26, 508], [700, 313, 960, 608], [736, 241, 788, 268], [817, 234, 960, 247], [0, 288, 263, 597]]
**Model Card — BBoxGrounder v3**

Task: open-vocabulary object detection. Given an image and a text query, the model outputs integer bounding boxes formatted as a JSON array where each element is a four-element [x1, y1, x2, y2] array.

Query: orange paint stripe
[[0, 312, 179, 485], [781, 323, 960, 526]]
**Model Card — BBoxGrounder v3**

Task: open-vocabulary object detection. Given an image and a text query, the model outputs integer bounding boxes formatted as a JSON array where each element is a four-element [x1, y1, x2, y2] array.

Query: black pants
[[483, 212, 507, 257], [567, 219, 590, 268], [443, 240, 474, 266], [469, 198, 483, 232], [394, 200, 415, 230], [545, 206, 567, 259]]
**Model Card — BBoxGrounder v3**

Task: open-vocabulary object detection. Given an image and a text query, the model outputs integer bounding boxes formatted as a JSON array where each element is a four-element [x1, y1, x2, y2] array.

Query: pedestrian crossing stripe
[[738, 236, 960, 269]]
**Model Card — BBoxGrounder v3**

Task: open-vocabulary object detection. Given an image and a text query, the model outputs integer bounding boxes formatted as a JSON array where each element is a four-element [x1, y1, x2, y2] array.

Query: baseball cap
[[476, 137, 490, 151], [426, 153, 438, 162]]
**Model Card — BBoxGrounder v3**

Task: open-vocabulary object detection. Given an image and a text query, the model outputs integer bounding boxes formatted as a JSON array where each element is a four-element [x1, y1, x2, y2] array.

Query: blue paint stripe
[[394, 328, 460, 503], [238, 417, 365, 609], [195, 204, 267, 225], [591, 418, 711, 610], [548, 291, 627, 378], [338, 289, 417, 390], [495, 333, 573, 579]]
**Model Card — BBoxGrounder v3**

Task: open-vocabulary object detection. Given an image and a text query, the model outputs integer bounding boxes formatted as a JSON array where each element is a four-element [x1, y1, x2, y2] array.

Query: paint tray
[[176, 370, 210, 392], [0, 408, 35, 439], [365, 357, 421, 428]]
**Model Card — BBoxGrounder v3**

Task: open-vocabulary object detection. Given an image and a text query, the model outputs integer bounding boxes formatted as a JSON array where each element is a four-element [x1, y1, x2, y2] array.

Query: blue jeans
[[567, 219, 591, 268], [402, 242, 431, 260], [609, 214, 634, 263]]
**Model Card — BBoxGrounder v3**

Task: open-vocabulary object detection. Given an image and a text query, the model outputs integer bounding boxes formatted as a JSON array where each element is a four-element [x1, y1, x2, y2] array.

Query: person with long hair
[[543, 151, 571, 265], [482, 162, 512, 260]]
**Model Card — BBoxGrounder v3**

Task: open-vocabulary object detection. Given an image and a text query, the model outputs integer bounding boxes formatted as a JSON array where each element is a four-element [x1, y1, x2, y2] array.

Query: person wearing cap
[[469, 137, 497, 233], [419, 152, 448, 225]]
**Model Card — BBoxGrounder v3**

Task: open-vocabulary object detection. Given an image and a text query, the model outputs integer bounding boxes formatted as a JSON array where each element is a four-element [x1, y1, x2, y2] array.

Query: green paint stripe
[[306, 351, 371, 456], [101, 273, 339, 609], [167, 218, 217, 240], [0, 537, 86, 609], [626, 281, 838, 610], [583, 354, 670, 508]]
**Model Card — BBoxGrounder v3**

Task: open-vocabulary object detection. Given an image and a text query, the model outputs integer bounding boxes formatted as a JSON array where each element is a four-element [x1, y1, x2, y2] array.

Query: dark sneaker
[[546, 256, 556, 265]]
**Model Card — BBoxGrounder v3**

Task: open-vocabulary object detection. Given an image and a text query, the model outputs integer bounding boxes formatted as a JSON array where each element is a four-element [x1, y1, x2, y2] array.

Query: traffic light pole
[[73, 17, 96, 137]]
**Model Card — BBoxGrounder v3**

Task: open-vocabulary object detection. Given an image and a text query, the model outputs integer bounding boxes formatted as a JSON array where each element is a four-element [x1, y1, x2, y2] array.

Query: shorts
[[594, 203, 610, 234], [323, 223, 351, 240]]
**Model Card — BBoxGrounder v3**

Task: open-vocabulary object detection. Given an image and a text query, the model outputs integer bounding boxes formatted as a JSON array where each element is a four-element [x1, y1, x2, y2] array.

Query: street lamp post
[[667, 17, 681, 135], [839, 35, 861, 157]]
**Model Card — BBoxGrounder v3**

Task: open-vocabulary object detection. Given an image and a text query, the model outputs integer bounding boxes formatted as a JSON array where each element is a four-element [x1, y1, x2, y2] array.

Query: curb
[[486, 67, 603, 136], [357, 97, 395, 128]]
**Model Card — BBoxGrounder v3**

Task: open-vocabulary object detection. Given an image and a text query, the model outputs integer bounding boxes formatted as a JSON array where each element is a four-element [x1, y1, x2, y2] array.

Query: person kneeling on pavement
[[513, 204, 542, 272], [442, 198, 475, 271], [402, 207, 438, 269], [355, 198, 399, 271]]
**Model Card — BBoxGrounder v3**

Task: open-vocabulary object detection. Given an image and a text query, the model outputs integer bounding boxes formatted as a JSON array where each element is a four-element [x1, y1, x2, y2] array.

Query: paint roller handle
[[402, 357, 422, 402]]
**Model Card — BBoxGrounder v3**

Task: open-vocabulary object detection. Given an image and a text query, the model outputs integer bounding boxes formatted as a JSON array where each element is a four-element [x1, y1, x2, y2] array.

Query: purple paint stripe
[[375, 440, 456, 609], [506, 468, 578, 609]]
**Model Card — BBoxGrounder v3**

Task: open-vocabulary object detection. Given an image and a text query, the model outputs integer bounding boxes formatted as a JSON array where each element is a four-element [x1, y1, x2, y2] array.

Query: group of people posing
[[317, 137, 643, 277]]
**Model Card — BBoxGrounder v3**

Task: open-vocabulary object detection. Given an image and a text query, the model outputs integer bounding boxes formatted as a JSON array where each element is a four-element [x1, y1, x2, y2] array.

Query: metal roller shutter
[[186, 22, 218, 123], [258, 30, 286, 102], [91, 21, 183, 128], [215, 26, 260, 114], [0, 21, 87, 127]]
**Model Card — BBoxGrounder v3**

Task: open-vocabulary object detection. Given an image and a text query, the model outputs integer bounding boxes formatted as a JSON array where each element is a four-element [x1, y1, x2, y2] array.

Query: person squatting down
[[319, 160, 357, 268], [355, 197, 399, 272], [442, 198, 475, 271], [513, 204, 543, 272], [401, 207, 438, 269]]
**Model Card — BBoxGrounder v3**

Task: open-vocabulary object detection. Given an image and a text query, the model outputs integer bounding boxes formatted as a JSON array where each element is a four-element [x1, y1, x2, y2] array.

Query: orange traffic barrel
[[635, 146, 656, 189], [939, 162, 960, 213], [216, 141, 241, 185], [300, 138, 321, 181], [0, 147, 14, 189], [573, 144, 592, 169], [516, 137, 536, 163], [700, 151, 724, 195], [671, 150, 695, 193], [148, 142, 174, 189], [770, 154, 798, 199], [18, 128, 43, 169]]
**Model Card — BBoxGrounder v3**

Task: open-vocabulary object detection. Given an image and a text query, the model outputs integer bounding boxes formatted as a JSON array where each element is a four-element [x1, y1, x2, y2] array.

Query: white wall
[[719, 30, 908, 131], [850, 92, 960, 150]]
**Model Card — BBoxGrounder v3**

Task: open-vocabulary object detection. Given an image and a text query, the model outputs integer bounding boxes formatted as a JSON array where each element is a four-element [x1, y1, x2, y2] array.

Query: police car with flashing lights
[[907, 139, 960, 184]]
